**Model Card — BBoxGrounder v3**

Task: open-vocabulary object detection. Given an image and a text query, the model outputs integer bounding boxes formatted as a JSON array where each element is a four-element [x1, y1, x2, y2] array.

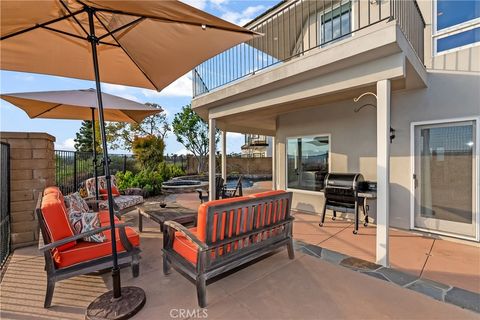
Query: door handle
[[413, 174, 418, 188]]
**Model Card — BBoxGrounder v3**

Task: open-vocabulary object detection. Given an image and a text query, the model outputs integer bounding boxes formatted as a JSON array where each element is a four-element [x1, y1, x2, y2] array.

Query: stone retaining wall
[[0, 132, 56, 248]]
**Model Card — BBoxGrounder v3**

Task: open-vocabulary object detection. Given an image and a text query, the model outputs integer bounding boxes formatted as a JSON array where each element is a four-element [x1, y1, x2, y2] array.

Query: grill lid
[[325, 173, 364, 190]]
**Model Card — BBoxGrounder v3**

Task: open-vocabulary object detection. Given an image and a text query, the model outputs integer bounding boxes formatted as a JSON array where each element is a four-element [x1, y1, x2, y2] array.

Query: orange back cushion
[[99, 186, 120, 200], [43, 186, 65, 203], [197, 196, 250, 242], [41, 192, 76, 251], [249, 190, 288, 225]]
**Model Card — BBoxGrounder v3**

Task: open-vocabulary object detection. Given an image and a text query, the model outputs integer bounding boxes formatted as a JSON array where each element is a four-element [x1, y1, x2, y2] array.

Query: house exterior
[[191, 0, 480, 264], [241, 134, 273, 157]]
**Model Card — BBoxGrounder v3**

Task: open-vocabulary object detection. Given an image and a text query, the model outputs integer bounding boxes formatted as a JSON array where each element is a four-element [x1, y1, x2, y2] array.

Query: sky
[[0, 0, 280, 155]]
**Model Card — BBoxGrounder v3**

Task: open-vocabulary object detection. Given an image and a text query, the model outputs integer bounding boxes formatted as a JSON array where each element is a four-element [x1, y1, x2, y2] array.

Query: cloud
[[180, 0, 207, 10], [55, 138, 76, 151], [13, 74, 35, 82], [142, 73, 192, 98], [210, 0, 228, 7], [102, 83, 128, 92], [220, 5, 266, 26]]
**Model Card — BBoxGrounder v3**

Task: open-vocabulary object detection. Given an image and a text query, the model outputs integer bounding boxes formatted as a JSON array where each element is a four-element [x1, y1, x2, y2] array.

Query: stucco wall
[[276, 71, 480, 230], [0, 132, 56, 248]]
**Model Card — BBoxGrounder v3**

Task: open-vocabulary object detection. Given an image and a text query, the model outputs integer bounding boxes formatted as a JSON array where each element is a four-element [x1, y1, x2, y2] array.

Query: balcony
[[192, 0, 425, 98], [243, 134, 269, 147]]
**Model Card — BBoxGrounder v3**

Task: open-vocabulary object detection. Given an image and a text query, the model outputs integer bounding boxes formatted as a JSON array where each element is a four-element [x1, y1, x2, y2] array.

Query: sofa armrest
[[123, 188, 143, 196], [164, 220, 207, 251], [39, 222, 134, 252], [85, 199, 120, 213]]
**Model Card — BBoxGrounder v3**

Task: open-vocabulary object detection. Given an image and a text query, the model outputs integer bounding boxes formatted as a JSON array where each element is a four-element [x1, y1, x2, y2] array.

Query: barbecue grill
[[319, 173, 369, 234]]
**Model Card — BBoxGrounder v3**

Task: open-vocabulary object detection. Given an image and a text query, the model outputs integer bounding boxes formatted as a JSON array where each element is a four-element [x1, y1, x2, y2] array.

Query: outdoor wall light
[[353, 91, 396, 143], [201, 24, 207, 30]]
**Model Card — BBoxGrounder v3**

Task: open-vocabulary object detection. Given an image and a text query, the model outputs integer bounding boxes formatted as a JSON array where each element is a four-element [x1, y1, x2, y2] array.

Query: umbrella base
[[85, 286, 146, 320]]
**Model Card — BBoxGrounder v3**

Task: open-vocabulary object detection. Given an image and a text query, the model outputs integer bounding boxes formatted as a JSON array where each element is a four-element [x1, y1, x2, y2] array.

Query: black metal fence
[[193, 0, 425, 97], [55, 151, 188, 194], [55, 150, 137, 194], [164, 154, 187, 171], [0, 142, 11, 269]]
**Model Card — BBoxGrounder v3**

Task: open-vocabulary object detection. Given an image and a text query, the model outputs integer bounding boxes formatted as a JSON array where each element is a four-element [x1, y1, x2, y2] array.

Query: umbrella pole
[[85, 6, 145, 320], [91, 108, 99, 201]]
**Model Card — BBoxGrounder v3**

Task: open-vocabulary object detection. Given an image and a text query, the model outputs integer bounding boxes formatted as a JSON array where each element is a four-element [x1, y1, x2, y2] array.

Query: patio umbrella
[[0, 1, 258, 319], [1, 88, 163, 199]]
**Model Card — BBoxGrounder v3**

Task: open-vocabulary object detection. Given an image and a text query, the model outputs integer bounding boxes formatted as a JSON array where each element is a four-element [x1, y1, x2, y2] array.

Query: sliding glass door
[[413, 120, 478, 238]]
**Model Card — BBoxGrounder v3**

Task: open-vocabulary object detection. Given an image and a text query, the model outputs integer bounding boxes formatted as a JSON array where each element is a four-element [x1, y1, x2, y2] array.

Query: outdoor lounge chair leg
[[138, 209, 143, 232], [44, 278, 55, 308], [196, 275, 207, 308], [287, 238, 295, 260], [132, 254, 140, 278], [319, 203, 327, 227], [163, 254, 171, 275]]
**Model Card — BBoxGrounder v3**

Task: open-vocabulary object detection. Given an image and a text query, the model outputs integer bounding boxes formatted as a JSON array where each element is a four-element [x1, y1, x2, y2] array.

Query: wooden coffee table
[[138, 203, 197, 232]]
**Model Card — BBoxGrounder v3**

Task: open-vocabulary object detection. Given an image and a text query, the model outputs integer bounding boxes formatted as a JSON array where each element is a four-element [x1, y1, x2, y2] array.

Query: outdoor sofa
[[84, 175, 144, 216], [36, 186, 141, 308], [163, 190, 294, 307]]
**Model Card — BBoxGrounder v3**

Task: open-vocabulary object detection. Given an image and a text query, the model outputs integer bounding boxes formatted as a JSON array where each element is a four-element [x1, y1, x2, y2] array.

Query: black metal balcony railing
[[193, 0, 425, 97]]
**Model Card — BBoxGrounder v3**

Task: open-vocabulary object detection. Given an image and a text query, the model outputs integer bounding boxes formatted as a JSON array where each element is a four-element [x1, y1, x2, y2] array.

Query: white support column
[[271, 136, 277, 190], [208, 118, 216, 201], [221, 131, 227, 182], [376, 79, 391, 267]]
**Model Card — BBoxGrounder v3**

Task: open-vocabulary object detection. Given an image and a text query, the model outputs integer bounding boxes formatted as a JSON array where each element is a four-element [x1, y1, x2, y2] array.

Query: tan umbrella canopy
[[0, 1, 258, 317], [1, 88, 164, 202], [1, 88, 161, 123], [0, 0, 258, 91]]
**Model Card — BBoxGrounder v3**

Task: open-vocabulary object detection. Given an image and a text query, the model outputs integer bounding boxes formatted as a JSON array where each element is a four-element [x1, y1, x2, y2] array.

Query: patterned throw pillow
[[67, 209, 106, 243], [64, 192, 90, 213]]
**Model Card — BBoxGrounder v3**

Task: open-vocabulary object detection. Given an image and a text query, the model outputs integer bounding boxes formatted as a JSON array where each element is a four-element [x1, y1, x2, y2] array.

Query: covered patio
[[1, 202, 478, 319]]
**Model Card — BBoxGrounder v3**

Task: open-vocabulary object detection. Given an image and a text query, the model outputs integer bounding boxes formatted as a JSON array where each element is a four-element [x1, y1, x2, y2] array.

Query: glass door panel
[[413, 120, 477, 238]]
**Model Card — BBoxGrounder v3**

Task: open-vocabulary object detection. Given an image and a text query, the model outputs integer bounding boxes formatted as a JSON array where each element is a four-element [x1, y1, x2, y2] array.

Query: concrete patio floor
[[1, 210, 478, 320], [1, 186, 479, 319]]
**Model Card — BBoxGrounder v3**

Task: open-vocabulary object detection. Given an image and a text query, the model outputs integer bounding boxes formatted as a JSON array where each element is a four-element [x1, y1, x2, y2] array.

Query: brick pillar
[[0, 132, 56, 249]]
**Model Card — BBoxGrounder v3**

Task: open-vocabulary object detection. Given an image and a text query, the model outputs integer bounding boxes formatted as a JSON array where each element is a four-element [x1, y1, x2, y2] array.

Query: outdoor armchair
[[196, 176, 226, 203], [36, 187, 141, 308], [223, 175, 243, 198]]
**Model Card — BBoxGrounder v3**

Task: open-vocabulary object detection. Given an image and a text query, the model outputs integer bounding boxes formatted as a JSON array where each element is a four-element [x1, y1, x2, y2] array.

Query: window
[[433, 0, 480, 54], [319, 1, 352, 45], [287, 136, 329, 192]]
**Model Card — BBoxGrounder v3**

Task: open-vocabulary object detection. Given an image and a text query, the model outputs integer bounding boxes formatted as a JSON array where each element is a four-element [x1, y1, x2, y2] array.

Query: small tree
[[106, 102, 170, 151], [74, 120, 102, 153], [132, 135, 165, 170], [172, 104, 219, 173]]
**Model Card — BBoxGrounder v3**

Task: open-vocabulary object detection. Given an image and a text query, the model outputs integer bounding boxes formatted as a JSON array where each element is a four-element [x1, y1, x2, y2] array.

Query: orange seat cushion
[[54, 223, 140, 268], [41, 192, 76, 251], [173, 227, 199, 264]]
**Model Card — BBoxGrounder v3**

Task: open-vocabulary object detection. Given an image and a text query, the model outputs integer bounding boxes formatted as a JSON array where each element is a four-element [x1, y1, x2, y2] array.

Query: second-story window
[[319, 1, 352, 45], [433, 0, 480, 54]]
